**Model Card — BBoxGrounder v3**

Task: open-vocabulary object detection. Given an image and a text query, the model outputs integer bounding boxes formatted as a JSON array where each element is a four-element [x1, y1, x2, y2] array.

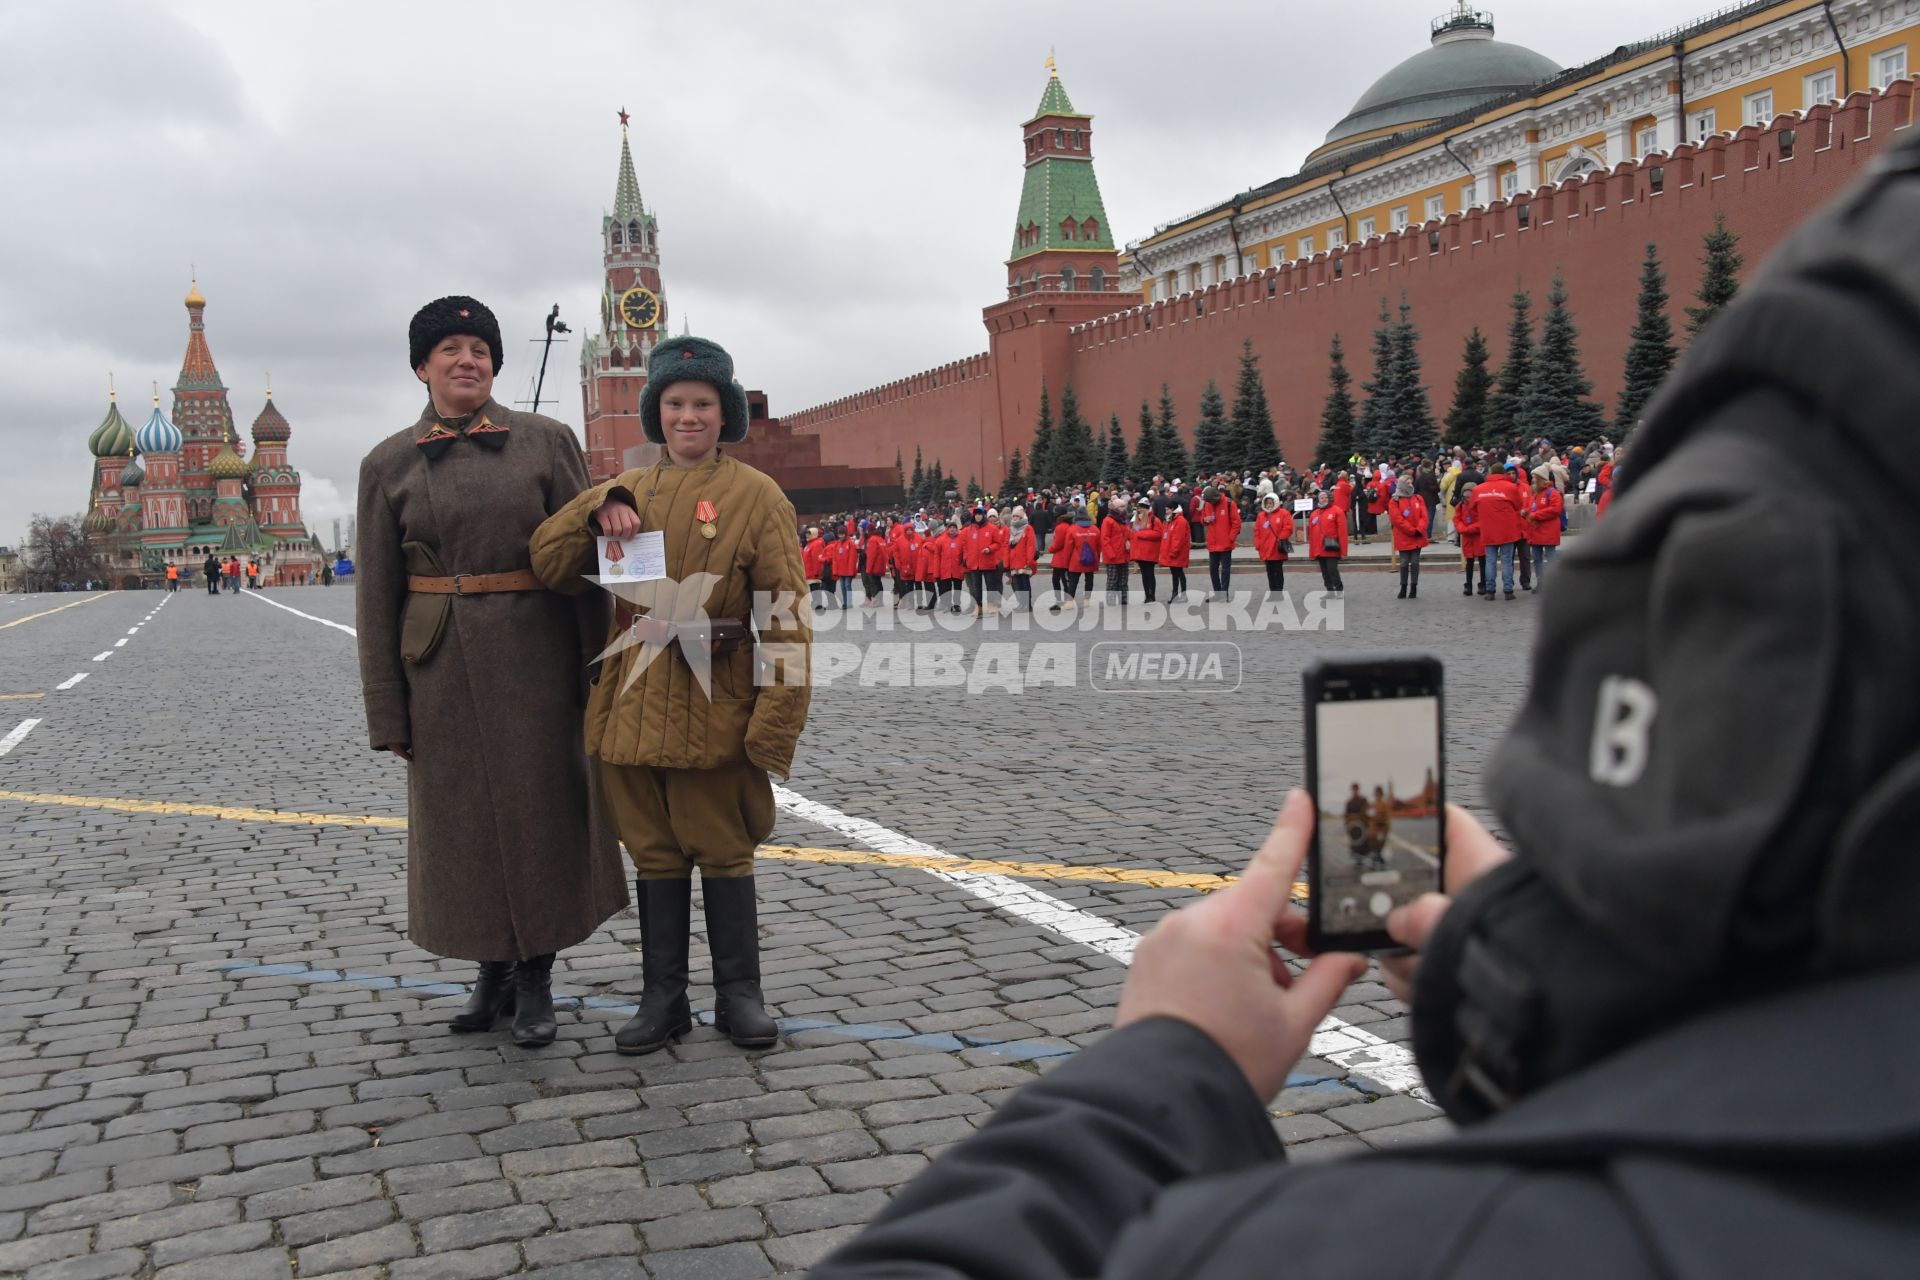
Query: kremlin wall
[[781, 0, 1918, 489]]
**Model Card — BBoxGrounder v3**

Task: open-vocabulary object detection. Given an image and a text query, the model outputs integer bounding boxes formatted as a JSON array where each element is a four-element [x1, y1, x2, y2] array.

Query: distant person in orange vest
[[165, 563, 179, 593]]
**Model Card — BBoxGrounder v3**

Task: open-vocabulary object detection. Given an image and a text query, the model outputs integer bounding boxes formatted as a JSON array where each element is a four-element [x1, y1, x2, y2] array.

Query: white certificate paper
[[1293, 498, 1314, 513], [597, 531, 667, 582]]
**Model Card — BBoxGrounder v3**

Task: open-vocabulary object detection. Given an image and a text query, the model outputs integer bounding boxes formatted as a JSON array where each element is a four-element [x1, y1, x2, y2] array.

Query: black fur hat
[[409, 296, 503, 373], [641, 336, 751, 445]]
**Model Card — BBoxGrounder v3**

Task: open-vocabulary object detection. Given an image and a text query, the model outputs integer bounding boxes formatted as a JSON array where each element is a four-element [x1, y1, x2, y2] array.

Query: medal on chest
[[695, 499, 718, 540]]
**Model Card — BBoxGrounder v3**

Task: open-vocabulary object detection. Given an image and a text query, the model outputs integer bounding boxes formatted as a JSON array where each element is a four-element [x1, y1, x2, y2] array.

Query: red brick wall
[[782, 353, 1003, 485]]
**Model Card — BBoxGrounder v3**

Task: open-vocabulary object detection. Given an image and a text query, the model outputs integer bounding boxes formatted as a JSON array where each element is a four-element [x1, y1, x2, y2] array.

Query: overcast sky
[[1, 0, 1688, 548]]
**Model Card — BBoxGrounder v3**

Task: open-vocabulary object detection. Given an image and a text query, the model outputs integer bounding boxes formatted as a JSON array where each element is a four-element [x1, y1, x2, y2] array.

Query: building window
[[1389, 206, 1409, 231], [1689, 108, 1717, 141], [1499, 169, 1518, 199], [1425, 194, 1446, 221], [1805, 68, 1838, 106], [1061, 217, 1078, 241], [1054, 128, 1066, 147], [1357, 215, 1376, 239], [1744, 90, 1774, 126], [1082, 216, 1099, 240], [1089, 267, 1105, 291], [1298, 234, 1315, 258], [1327, 225, 1344, 248], [1460, 181, 1477, 209], [1636, 124, 1659, 156], [1873, 46, 1907, 89], [1059, 266, 1076, 291]]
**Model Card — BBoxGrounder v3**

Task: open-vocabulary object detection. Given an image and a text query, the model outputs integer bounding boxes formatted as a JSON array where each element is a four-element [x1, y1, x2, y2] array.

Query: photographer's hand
[[1380, 804, 1512, 1003], [1116, 789, 1366, 1102]]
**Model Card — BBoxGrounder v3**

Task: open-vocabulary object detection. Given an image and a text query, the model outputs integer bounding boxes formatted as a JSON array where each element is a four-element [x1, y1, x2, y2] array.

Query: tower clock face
[[619, 287, 661, 329]]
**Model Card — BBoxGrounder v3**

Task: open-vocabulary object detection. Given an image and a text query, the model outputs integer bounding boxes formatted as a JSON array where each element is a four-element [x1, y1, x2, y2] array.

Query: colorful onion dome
[[209, 445, 248, 480], [251, 395, 291, 444], [83, 507, 113, 533], [135, 399, 183, 454], [88, 395, 136, 458], [119, 455, 145, 488]]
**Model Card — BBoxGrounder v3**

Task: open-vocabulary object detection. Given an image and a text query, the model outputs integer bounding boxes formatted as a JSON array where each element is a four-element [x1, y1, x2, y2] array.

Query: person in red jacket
[[1470, 465, 1526, 600], [1129, 503, 1163, 603], [1455, 483, 1485, 596], [1197, 486, 1241, 600], [1306, 489, 1348, 596], [958, 506, 987, 617], [1069, 508, 1102, 603], [890, 519, 918, 609], [915, 523, 945, 611], [977, 508, 1010, 616], [802, 526, 832, 612], [1365, 470, 1390, 543], [1100, 494, 1134, 605], [861, 520, 890, 608], [939, 516, 966, 613], [831, 526, 860, 610], [1004, 506, 1038, 612], [1525, 466, 1565, 585], [1387, 476, 1431, 601], [1157, 501, 1192, 602], [1046, 510, 1081, 612], [1252, 493, 1294, 595]]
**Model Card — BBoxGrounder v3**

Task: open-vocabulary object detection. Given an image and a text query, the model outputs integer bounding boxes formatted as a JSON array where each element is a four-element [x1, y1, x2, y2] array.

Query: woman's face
[[659, 381, 724, 465], [415, 334, 494, 414]]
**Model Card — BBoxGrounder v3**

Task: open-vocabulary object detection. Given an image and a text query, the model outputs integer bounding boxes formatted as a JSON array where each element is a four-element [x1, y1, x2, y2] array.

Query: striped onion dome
[[119, 454, 145, 488], [251, 395, 291, 444], [88, 396, 136, 457], [135, 401, 183, 454]]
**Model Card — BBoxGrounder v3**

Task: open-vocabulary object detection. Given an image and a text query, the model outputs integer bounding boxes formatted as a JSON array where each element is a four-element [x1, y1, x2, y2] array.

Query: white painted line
[[0, 719, 41, 759], [244, 587, 1428, 1096], [771, 786, 1429, 1097], [126, 629, 138, 636], [113, 639, 127, 648], [242, 590, 358, 636], [56, 673, 89, 691], [91, 652, 111, 663]]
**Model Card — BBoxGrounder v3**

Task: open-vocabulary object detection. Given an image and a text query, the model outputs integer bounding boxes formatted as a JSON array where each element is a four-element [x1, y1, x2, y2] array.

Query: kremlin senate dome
[[1312, 5, 1560, 164], [134, 399, 183, 454], [208, 444, 249, 481], [87, 396, 135, 458]]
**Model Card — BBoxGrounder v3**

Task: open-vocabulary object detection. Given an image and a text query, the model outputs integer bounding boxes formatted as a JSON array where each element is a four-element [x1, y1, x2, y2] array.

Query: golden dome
[[209, 445, 248, 480], [185, 278, 206, 308]]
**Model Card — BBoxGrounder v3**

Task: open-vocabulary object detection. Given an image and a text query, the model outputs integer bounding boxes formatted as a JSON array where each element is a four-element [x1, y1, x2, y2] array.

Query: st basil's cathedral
[[81, 281, 324, 588]]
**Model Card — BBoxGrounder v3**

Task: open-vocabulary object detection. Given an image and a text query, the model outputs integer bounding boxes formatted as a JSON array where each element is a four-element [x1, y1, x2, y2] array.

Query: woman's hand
[[1379, 805, 1512, 1004], [594, 500, 641, 538]]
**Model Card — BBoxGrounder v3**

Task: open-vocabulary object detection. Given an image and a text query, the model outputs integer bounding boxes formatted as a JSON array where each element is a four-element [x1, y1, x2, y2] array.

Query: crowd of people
[[795, 436, 1619, 612]]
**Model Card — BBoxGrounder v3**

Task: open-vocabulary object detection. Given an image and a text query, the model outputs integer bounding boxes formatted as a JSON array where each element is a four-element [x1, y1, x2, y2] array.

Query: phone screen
[[1306, 658, 1445, 951]]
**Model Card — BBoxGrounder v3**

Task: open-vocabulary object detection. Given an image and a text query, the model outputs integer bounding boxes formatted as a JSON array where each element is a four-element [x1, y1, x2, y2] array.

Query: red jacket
[[1368, 477, 1391, 515], [802, 537, 828, 578], [968, 523, 1009, 569], [1253, 510, 1294, 560], [1307, 507, 1348, 559], [864, 534, 890, 574], [1130, 516, 1163, 563], [1157, 512, 1192, 568], [1388, 496, 1430, 551], [1597, 486, 1614, 517], [1526, 488, 1564, 545], [938, 531, 964, 578], [1099, 515, 1132, 566], [1332, 478, 1352, 514], [831, 538, 860, 577], [1005, 525, 1038, 572], [1068, 523, 1102, 572], [1047, 521, 1077, 570], [1469, 476, 1525, 546], [916, 536, 944, 580], [1198, 497, 1241, 552], [1456, 500, 1484, 558], [892, 532, 918, 581]]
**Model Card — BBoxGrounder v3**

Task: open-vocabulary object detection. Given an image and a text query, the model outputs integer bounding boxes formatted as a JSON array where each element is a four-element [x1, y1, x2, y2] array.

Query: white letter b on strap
[[1590, 675, 1658, 787]]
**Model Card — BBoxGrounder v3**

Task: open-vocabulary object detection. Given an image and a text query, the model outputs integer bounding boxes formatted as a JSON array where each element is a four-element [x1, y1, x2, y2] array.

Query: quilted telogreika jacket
[[529, 451, 812, 778]]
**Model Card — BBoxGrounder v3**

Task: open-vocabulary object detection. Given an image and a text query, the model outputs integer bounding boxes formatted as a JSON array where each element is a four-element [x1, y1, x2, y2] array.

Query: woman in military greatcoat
[[355, 296, 629, 1048]]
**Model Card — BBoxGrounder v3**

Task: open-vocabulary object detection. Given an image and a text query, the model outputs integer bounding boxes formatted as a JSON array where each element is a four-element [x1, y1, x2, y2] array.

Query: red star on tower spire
[[618, 106, 630, 130]]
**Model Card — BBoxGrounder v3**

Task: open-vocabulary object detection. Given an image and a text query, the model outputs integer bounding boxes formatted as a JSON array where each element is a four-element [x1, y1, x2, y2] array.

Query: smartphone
[[1303, 655, 1446, 953]]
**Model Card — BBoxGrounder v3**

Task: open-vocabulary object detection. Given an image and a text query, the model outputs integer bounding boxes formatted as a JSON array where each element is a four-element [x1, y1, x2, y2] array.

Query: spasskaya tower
[[580, 109, 669, 481]]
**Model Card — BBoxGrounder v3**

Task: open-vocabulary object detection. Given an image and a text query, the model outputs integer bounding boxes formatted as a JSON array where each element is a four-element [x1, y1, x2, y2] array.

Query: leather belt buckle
[[451, 574, 469, 596]]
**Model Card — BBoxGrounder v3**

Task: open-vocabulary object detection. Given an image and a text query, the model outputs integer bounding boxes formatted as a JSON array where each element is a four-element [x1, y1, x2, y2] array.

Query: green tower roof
[[1009, 71, 1113, 263], [609, 126, 652, 228], [1028, 68, 1089, 123]]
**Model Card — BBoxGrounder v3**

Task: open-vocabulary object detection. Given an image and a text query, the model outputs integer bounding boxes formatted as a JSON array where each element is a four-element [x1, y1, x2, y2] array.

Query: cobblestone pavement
[[0, 572, 1538, 1278]]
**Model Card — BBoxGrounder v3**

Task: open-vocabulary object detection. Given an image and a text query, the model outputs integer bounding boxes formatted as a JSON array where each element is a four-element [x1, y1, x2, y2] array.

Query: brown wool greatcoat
[[355, 399, 629, 962], [528, 453, 811, 778]]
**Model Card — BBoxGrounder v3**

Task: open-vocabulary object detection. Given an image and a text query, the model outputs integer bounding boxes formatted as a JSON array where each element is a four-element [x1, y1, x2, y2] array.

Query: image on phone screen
[[1313, 691, 1443, 939]]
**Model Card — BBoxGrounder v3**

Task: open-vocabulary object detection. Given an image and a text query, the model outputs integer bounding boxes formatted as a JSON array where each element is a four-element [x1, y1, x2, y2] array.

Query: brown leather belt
[[613, 604, 753, 657], [407, 570, 545, 596]]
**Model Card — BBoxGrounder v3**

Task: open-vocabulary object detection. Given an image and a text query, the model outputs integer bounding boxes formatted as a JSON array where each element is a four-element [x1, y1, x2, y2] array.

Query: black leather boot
[[616, 878, 693, 1055], [449, 960, 515, 1032], [703, 875, 779, 1048], [510, 953, 557, 1048]]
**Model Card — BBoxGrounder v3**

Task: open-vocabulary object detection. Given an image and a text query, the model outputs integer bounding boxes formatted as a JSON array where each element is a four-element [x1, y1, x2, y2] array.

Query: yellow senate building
[[1124, 0, 1918, 300]]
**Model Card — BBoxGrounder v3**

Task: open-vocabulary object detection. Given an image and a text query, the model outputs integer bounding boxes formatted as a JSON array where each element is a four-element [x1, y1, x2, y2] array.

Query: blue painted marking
[[214, 961, 1076, 1063]]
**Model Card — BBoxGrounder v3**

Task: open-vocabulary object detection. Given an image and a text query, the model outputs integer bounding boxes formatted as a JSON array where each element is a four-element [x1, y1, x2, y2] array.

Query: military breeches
[[596, 759, 774, 880]]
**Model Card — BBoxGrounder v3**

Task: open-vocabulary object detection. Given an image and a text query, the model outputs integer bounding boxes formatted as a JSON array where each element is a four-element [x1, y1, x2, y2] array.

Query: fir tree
[[1483, 286, 1534, 447], [1617, 243, 1676, 428], [1132, 400, 1161, 479], [1314, 334, 1357, 468], [1387, 295, 1437, 455], [1230, 339, 1282, 472], [929, 459, 947, 502], [1517, 271, 1607, 443], [1442, 326, 1493, 450], [1192, 381, 1229, 477], [1027, 381, 1057, 488], [1101, 413, 1130, 484], [909, 447, 925, 504], [966, 476, 982, 501], [1357, 298, 1397, 458], [1685, 212, 1743, 339], [1156, 384, 1190, 479], [1000, 447, 1025, 498], [894, 448, 904, 492], [1052, 383, 1102, 484]]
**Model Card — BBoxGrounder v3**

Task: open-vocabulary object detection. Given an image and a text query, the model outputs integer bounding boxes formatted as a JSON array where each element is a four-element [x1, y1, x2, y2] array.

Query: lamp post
[[525, 305, 572, 415]]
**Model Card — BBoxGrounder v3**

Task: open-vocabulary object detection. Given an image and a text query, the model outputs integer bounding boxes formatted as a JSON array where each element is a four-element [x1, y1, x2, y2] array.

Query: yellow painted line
[[0, 694, 45, 701], [0, 594, 107, 631], [0, 788, 1276, 895]]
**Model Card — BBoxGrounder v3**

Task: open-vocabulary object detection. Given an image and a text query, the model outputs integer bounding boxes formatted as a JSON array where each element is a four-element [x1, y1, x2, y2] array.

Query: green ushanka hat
[[641, 336, 751, 445]]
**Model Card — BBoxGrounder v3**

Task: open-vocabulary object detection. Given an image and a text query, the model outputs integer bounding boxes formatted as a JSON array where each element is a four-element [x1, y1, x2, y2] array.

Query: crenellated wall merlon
[[783, 351, 995, 432]]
